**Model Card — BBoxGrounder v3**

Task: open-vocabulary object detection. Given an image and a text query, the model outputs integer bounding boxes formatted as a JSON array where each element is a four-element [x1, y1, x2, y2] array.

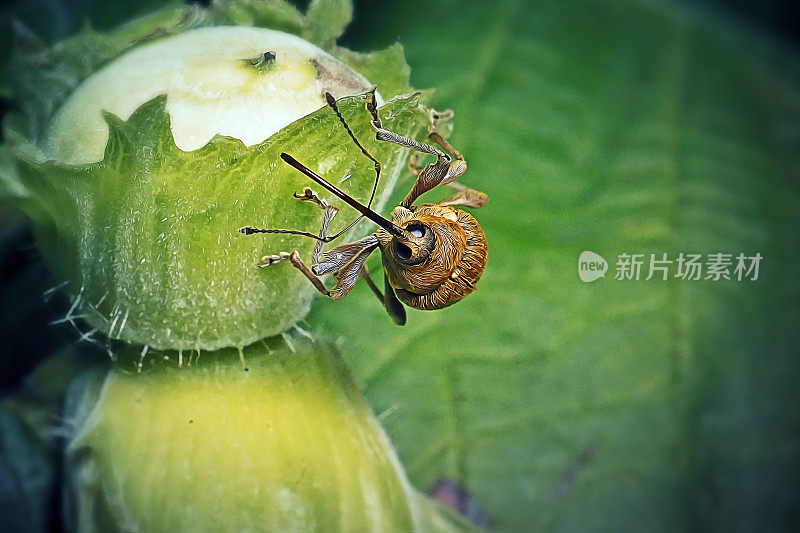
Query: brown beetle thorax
[[377, 204, 487, 310]]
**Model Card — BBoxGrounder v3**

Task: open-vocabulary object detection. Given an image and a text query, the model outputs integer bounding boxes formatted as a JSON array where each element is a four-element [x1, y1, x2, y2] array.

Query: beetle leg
[[427, 106, 462, 162], [293, 187, 339, 264], [260, 245, 381, 305], [268, 236, 380, 301], [371, 127, 464, 207], [426, 121, 488, 207], [424, 106, 489, 206], [408, 152, 424, 177], [381, 270, 407, 326], [286, 250, 331, 296], [249, 187, 340, 270], [259, 251, 291, 268], [293, 186, 327, 208], [400, 157, 467, 208], [314, 234, 379, 275], [427, 130, 463, 162], [358, 264, 406, 326], [358, 263, 384, 301], [365, 88, 446, 159], [327, 245, 378, 300], [436, 182, 489, 208], [374, 126, 448, 160], [259, 249, 335, 300], [365, 91, 470, 207]]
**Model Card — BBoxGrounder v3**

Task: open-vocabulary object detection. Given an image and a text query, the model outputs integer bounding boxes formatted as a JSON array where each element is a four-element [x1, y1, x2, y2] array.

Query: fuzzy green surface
[[16, 93, 425, 350], [0, 0, 427, 350], [65, 340, 473, 533]]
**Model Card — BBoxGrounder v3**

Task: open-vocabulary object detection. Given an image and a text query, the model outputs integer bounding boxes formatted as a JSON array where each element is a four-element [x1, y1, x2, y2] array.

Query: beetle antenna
[[320, 91, 386, 236], [325, 91, 381, 208], [280, 153, 406, 239]]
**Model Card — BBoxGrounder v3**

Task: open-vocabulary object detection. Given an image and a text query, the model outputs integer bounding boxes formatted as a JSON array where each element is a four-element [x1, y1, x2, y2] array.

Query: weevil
[[239, 89, 488, 325]]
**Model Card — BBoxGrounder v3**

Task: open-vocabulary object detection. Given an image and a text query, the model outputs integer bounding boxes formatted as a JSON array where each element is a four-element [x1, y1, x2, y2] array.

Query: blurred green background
[[1, 0, 798, 531]]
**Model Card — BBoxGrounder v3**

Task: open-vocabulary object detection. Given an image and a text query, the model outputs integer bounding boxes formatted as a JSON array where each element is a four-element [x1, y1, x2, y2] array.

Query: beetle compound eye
[[406, 223, 426, 239]]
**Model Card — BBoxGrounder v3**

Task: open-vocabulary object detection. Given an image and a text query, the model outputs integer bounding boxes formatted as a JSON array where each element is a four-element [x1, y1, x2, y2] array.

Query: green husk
[[64, 339, 474, 533], [0, 0, 427, 350]]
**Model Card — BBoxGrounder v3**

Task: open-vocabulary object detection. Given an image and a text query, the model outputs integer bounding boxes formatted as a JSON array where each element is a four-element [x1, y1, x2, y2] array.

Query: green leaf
[[212, 0, 305, 34], [335, 42, 412, 99], [308, 1, 800, 531], [304, 0, 353, 47]]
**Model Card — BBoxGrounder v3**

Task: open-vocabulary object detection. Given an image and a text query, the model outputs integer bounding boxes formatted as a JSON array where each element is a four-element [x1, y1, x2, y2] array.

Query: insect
[[239, 89, 488, 325]]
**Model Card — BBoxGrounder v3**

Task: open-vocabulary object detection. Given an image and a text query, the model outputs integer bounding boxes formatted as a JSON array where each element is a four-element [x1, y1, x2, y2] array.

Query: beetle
[[239, 89, 488, 325]]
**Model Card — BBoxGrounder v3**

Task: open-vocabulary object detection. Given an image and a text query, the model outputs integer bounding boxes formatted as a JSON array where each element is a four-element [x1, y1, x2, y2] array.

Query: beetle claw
[[293, 187, 314, 201], [259, 251, 290, 267]]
